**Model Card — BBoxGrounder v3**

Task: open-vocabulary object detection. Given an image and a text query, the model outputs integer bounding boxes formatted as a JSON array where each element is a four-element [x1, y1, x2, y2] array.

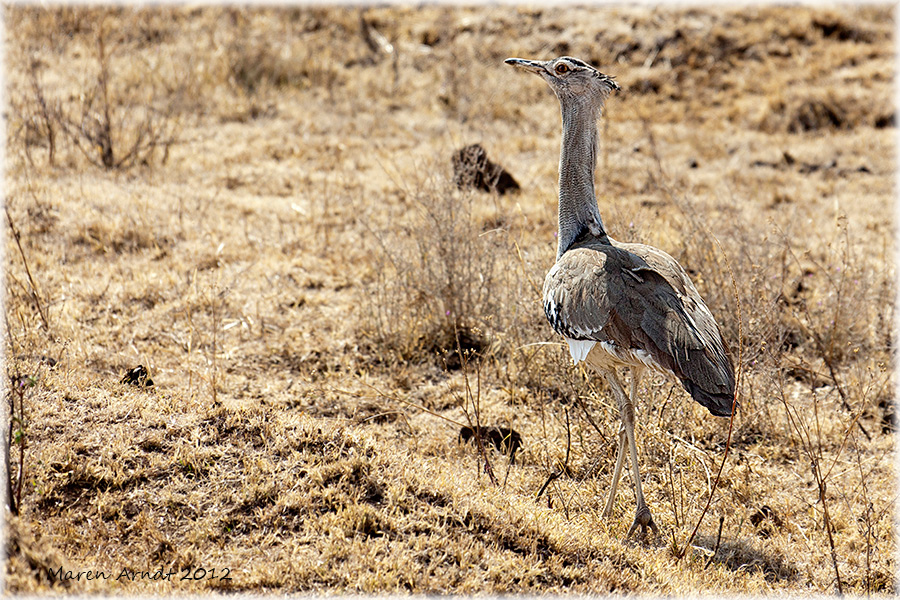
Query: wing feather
[[543, 239, 735, 416]]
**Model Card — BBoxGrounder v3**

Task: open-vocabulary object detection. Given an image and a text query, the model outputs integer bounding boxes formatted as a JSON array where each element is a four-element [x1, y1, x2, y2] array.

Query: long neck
[[556, 97, 608, 260]]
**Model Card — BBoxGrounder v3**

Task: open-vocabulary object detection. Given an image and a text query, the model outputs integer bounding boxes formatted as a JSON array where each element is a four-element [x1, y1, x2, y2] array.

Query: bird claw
[[625, 505, 659, 539]]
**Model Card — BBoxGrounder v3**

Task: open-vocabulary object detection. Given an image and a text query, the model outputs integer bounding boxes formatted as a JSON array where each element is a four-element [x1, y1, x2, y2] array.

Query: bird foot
[[625, 505, 659, 539]]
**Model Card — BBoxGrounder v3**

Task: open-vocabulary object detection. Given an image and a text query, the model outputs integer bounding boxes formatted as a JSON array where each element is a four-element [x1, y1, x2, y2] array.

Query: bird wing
[[543, 240, 735, 416]]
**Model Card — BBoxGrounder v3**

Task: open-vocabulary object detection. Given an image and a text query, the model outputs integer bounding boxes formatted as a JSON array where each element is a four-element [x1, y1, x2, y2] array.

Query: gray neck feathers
[[556, 95, 608, 260]]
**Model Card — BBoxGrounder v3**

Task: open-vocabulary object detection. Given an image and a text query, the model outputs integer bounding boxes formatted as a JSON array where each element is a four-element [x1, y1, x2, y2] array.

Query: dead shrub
[[361, 179, 507, 368], [664, 182, 893, 449], [8, 9, 184, 170]]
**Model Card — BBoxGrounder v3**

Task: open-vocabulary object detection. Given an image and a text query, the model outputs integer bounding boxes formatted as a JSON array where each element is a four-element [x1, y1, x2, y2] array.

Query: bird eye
[[555, 63, 569, 74]]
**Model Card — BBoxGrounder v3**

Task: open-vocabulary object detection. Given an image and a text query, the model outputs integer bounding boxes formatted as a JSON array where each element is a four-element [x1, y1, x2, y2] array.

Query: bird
[[505, 56, 735, 538]]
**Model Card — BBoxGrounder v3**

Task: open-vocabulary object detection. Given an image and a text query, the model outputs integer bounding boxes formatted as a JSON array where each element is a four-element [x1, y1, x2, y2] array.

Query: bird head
[[505, 56, 619, 112]]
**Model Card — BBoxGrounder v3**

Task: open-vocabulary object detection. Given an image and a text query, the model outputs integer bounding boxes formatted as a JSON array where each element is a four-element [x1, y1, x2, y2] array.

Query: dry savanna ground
[[3, 4, 896, 595]]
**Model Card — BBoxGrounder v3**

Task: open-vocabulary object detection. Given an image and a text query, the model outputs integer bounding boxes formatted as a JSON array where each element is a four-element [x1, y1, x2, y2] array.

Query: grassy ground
[[3, 4, 896, 595]]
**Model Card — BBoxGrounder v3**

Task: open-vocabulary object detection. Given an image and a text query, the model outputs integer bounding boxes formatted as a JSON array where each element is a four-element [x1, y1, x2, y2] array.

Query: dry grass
[[4, 4, 895, 595]]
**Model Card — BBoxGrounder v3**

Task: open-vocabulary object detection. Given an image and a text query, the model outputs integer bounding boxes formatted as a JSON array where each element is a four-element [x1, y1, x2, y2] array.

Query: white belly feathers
[[564, 337, 596, 363], [565, 336, 665, 374]]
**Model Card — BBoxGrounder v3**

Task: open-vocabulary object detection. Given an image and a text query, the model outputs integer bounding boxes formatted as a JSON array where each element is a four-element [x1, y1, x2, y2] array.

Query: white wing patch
[[565, 337, 596, 364]]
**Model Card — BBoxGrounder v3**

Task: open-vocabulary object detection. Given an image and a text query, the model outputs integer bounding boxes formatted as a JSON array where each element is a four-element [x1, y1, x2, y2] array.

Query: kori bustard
[[505, 56, 735, 537]]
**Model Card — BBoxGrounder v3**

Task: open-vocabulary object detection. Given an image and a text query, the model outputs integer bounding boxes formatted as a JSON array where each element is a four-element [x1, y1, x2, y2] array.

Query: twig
[[14, 382, 25, 514], [535, 407, 571, 503], [535, 470, 560, 502], [815, 463, 844, 594], [668, 456, 680, 529], [456, 328, 496, 486], [676, 358, 738, 558], [675, 211, 743, 560], [704, 515, 725, 569], [6, 361, 33, 516], [640, 122, 744, 560], [576, 395, 610, 445], [655, 385, 676, 429], [6, 207, 49, 330], [6, 382, 18, 516], [502, 436, 514, 488], [853, 441, 873, 596], [28, 60, 56, 166]]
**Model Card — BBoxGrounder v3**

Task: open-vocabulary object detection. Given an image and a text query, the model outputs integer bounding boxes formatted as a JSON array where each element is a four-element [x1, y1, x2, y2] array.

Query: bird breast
[[542, 247, 613, 343]]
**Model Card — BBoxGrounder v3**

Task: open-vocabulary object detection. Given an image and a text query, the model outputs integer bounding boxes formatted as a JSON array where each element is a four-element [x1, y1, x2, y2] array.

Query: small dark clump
[[458, 425, 523, 464], [452, 144, 520, 195], [121, 365, 154, 388], [749, 504, 783, 538]]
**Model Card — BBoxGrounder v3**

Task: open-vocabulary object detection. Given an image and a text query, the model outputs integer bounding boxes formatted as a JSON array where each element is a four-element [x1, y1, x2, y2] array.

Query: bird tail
[[682, 379, 736, 417]]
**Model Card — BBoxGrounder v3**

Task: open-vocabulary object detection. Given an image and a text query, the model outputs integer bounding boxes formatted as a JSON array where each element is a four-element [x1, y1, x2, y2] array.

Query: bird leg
[[604, 369, 658, 538], [602, 421, 626, 518], [623, 410, 658, 538]]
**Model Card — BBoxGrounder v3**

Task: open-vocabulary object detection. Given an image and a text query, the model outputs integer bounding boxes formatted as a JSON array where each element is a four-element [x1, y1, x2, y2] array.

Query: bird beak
[[504, 58, 546, 75]]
